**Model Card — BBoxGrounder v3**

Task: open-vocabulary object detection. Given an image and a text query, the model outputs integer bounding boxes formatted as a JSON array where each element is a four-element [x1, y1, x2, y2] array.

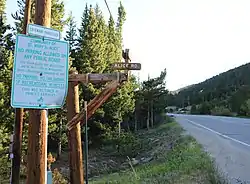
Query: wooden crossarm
[[86, 82, 119, 121], [67, 81, 119, 130], [69, 73, 127, 83]]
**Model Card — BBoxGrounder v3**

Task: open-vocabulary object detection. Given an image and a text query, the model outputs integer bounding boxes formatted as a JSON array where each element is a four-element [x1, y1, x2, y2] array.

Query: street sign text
[[27, 24, 61, 40], [111, 62, 141, 70], [11, 34, 69, 109]]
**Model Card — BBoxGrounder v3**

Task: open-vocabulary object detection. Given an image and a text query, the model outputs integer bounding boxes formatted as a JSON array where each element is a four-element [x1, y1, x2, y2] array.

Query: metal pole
[[84, 101, 88, 184]]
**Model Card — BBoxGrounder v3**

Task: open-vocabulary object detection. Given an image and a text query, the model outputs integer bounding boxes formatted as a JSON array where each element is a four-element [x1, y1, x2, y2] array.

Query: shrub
[[53, 168, 68, 184], [211, 106, 232, 116]]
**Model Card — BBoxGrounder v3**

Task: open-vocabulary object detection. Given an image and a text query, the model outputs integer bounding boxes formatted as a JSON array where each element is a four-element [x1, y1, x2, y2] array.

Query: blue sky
[[5, 0, 250, 91]]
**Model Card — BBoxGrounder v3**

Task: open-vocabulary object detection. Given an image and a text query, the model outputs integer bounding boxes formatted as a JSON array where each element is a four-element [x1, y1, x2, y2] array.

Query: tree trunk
[[150, 100, 153, 127], [147, 103, 150, 130]]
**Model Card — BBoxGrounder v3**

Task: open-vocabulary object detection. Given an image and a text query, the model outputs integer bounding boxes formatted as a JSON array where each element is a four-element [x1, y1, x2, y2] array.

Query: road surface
[[174, 114, 250, 184]]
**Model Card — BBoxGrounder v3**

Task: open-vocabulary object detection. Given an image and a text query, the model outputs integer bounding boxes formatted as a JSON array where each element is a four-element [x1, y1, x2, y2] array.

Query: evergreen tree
[[116, 2, 126, 57], [133, 69, 169, 129], [77, 4, 89, 52], [64, 11, 77, 55], [77, 5, 107, 74], [104, 16, 118, 72], [12, 0, 32, 34], [12, 0, 68, 34], [0, 0, 6, 17], [102, 3, 136, 131], [51, 0, 69, 32]]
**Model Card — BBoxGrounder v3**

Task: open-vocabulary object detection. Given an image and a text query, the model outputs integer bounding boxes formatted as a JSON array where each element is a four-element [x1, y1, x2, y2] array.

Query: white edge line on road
[[184, 118, 250, 148]]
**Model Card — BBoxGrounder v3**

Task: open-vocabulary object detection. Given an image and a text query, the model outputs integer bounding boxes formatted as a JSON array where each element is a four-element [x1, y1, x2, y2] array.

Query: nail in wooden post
[[67, 70, 84, 184]]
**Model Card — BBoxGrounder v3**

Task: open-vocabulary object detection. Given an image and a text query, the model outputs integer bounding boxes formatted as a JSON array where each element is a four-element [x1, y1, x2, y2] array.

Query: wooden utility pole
[[11, 0, 31, 183], [26, 0, 51, 183], [66, 70, 84, 184]]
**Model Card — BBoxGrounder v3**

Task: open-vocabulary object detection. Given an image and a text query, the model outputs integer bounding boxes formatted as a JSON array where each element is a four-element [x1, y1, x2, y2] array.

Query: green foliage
[[134, 69, 169, 129], [197, 102, 212, 115], [64, 12, 77, 54], [239, 99, 250, 117], [0, 0, 6, 16], [90, 123, 227, 184], [211, 106, 232, 116], [77, 5, 107, 73], [190, 104, 197, 114], [52, 168, 68, 184], [12, 0, 68, 34], [171, 62, 250, 117], [0, 125, 11, 181], [51, 0, 69, 32], [102, 126, 140, 157]]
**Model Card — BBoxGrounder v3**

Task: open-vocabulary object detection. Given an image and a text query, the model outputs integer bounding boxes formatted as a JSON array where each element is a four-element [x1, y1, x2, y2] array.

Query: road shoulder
[[177, 116, 250, 184]]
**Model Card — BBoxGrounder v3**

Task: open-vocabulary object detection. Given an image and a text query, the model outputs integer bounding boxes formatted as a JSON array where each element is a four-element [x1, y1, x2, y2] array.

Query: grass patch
[[89, 122, 228, 184]]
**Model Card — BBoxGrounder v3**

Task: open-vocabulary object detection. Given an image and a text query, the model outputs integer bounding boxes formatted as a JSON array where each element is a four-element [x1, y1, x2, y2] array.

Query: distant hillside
[[170, 84, 194, 94], [171, 62, 250, 116]]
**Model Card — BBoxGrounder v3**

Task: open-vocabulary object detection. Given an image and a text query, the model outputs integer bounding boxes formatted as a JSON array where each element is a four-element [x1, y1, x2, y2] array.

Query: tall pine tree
[[102, 2, 137, 130], [77, 5, 107, 74], [64, 11, 77, 56], [12, 0, 68, 34]]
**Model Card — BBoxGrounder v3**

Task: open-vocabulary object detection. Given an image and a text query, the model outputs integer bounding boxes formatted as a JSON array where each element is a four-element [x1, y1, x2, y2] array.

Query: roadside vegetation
[[88, 120, 228, 184]]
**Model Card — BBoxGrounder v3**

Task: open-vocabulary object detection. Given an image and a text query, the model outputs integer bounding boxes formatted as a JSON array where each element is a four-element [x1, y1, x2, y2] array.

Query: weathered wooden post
[[11, 0, 68, 183], [26, 0, 51, 183], [10, 0, 31, 183], [66, 70, 84, 184]]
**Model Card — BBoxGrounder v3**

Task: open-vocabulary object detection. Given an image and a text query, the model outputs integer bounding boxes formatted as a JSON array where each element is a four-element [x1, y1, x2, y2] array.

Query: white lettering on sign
[[112, 63, 141, 70], [11, 34, 69, 109], [27, 24, 61, 40]]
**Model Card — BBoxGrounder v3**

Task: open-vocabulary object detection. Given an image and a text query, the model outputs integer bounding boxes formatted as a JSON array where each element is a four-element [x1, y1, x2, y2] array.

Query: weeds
[[89, 122, 228, 184]]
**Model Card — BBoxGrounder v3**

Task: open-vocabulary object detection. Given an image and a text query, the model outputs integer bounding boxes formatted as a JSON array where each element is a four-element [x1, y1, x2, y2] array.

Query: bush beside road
[[89, 121, 227, 184]]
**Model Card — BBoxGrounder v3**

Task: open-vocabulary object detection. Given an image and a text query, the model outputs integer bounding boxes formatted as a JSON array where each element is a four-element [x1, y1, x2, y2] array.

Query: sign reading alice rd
[[111, 62, 141, 70], [11, 34, 69, 109]]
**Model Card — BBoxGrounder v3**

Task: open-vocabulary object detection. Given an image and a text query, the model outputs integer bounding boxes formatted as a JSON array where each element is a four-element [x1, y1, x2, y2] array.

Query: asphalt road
[[174, 114, 250, 184]]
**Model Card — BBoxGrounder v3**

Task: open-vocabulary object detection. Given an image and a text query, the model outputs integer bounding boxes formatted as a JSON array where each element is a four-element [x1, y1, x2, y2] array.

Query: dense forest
[[170, 62, 250, 117], [0, 0, 170, 180]]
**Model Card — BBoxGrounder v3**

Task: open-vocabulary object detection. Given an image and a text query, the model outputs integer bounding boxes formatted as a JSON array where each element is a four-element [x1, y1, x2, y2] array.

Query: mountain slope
[[172, 62, 250, 116]]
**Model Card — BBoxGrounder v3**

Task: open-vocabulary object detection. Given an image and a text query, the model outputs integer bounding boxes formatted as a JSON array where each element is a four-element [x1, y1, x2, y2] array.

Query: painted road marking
[[185, 119, 250, 148]]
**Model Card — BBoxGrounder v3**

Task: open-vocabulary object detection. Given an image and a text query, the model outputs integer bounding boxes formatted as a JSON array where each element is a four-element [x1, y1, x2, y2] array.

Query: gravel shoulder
[[176, 116, 250, 184]]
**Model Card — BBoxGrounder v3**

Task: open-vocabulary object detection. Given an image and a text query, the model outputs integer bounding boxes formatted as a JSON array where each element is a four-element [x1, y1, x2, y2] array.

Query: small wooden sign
[[111, 62, 141, 70]]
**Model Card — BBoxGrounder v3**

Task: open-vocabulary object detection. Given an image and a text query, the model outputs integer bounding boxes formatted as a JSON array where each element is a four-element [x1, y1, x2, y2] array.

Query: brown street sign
[[111, 62, 141, 70]]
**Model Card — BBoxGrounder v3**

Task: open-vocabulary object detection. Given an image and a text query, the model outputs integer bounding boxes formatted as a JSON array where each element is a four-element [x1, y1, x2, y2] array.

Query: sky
[[5, 0, 250, 91]]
